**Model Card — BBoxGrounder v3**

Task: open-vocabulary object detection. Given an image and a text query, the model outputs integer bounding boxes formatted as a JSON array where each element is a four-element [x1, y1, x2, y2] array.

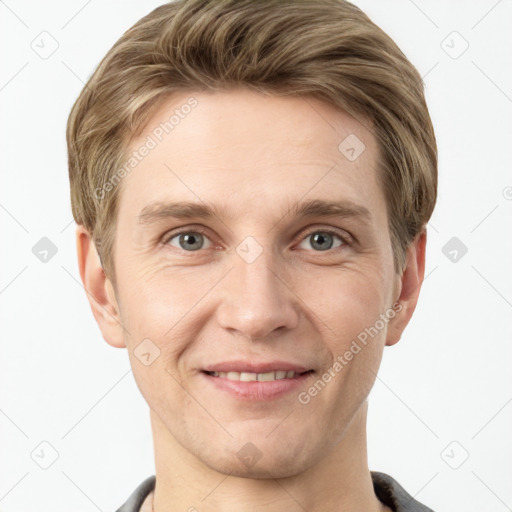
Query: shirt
[[115, 471, 435, 511]]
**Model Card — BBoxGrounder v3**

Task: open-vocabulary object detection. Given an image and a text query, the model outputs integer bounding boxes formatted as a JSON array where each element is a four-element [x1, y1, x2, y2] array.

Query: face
[[82, 89, 421, 479]]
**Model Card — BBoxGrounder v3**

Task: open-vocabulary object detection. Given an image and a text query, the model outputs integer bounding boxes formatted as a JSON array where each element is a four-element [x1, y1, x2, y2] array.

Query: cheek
[[297, 263, 393, 342], [117, 268, 206, 413], [116, 262, 223, 355], [297, 264, 393, 404], [118, 258, 182, 320]]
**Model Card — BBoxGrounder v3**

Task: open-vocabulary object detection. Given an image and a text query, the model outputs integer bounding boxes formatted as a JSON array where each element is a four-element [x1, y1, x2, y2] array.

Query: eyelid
[[160, 225, 214, 247], [297, 225, 353, 247], [160, 224, 354, 250]]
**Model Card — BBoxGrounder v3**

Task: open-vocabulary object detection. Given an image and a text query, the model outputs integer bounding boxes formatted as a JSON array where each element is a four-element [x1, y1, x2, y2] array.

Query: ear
[[385, 228, 427, 347], [76, 225, 126, 348]]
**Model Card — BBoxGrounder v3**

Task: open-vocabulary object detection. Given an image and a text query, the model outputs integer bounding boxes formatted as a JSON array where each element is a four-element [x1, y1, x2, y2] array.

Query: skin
[[77, 89, 426, 512]]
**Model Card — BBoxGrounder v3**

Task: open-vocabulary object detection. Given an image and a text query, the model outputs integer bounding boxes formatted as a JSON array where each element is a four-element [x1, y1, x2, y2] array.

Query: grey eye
[[168, 232, 211, 251], [298, 232, 344, 251]]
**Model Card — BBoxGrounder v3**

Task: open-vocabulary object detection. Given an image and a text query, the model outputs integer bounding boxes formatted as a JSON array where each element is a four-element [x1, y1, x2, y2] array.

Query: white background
[[1, 1, 511, 511]]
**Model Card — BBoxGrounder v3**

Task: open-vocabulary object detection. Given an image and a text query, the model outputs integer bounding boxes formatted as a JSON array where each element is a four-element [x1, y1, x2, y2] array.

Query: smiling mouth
[[202, 370, 314, 382]]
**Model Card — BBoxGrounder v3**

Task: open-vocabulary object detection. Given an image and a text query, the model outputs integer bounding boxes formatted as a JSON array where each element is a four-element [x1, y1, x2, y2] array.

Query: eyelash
[[161, 225, 352, 252]]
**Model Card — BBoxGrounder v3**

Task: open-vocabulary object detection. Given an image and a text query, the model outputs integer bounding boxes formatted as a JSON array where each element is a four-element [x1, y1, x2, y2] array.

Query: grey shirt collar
[[116, 472, 435, 512]]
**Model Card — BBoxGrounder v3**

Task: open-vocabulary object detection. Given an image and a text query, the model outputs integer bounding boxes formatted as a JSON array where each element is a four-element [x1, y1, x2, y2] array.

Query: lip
[[200, 369, 314, 401], [201, 360, 313, 374]]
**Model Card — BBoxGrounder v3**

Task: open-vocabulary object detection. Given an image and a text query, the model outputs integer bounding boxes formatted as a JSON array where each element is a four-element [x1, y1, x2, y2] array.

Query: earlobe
[[76, 226, 126, 348], [385, 229, 427, 347]]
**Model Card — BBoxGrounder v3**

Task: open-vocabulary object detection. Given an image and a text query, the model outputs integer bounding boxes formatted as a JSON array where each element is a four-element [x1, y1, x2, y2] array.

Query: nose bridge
[[236, 245, 280, 302], [216, 240, 298, 339]]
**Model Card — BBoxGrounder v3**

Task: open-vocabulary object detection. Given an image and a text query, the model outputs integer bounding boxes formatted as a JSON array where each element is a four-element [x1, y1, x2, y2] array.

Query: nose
[[216, 247, 300, 340]]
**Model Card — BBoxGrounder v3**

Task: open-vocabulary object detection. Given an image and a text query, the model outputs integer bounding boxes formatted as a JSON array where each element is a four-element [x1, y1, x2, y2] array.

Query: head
[[68, 0, 436, 478]]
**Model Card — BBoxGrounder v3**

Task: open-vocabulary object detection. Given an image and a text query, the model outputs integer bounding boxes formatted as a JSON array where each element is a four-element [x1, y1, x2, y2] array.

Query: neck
[[150, 400, 388, 512]]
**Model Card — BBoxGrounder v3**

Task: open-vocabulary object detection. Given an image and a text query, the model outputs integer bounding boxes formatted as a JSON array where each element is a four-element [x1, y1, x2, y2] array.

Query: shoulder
[[115, 475, 156, 512], [371, 471, 436, 512], [116, 472, 435, 512]]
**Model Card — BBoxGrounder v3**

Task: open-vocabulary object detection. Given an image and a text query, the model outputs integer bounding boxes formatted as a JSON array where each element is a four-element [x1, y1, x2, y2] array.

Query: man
[[67, 0, 437, 510]]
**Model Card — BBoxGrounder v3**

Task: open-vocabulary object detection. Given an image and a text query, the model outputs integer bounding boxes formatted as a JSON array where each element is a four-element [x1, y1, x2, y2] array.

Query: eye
[[165, 230, 212, 251], [297, 229, 348, 252]]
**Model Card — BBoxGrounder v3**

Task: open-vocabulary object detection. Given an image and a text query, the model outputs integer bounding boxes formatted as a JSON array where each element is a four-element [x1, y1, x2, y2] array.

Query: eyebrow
[[138, 199, 372, 225]]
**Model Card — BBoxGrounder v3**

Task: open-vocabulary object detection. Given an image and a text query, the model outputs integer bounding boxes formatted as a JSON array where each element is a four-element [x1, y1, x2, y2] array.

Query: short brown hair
[[67, 0, 437, 284]]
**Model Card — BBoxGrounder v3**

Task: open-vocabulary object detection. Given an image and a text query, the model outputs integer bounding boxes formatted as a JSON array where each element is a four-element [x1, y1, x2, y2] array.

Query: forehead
[[118, 89, 385, 225]]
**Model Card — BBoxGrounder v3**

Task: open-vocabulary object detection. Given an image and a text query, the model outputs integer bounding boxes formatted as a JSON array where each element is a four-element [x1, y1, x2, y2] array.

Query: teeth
[[210, 370, 302, 381], [257, 371, 275, 381]]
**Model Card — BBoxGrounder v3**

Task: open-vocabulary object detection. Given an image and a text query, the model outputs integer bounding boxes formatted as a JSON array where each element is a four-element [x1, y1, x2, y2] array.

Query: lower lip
[[200, 371, 314, 401]]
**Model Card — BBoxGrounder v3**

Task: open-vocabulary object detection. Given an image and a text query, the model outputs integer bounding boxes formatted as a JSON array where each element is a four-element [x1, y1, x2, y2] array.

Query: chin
[[197, 435, 318, 480], [208, 452, 311, 480]]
